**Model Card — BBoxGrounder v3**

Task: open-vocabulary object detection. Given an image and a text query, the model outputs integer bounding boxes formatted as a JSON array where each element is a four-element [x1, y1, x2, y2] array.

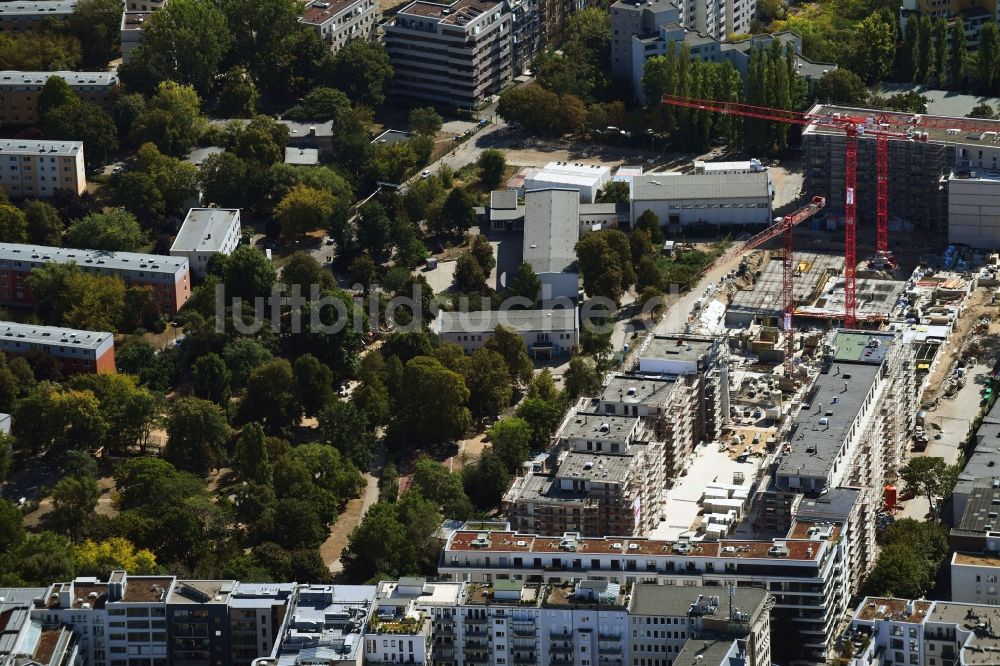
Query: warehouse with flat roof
[[630, 172, 774, 227]]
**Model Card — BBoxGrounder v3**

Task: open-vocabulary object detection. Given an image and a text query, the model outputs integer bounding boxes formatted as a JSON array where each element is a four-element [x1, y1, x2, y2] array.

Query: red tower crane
[[660, 95, 916, 328]]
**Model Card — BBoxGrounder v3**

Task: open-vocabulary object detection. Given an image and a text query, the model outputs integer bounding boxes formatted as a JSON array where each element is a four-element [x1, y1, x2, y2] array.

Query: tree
[[564, 356, 601, 400], [863, 543, 934, 598], [968, 103, 996, 119], [130, 81, 207, 156], [139, 0, 232, 94], [488, 417, 532, 472], [506, 262, 541, 305], [67, 0, 123, 66], [409, 107, 443, 136], [466, 348, 513, 417], [410, 456, 474, 519], [914, 15, 932, 83], [193, 353, 232, 405], [317, 400, 375, 469], [498, 84, 587, 136], [340, 501, 409, 582], [514, 397, 562, 449], [216, 0, 301, 94], [813, 69, 869, 105], [115, 172, 166, 221], [62, 273, 125, 332], [217, 66, 259, 117], [128, 142, 199, 216], [978, 22, 999, 94], [634, 209, 665, 246], [575, 229, 635, 304], [68, 373, 159, 455], [949, 18, 966, 89], [239, 359, 300, 435], [275, 184, 335, 239], [38, 77, 76, 118], [850, 13, 896, 84], [484, 325, 533, 386], [65, 209, 144, 251], [224, 246, 277, 303], [123, 285, 163, 333], [0, 433, 11, 483], [365, 142, 418, 185], [454, 252, 488, 293], [13, 384, 107, 453], [477, 149, 507, 189], [598, 180, 630, 204], [320, 40, 393, 107], [235, 422, 272, 484], [223, 337, 273, 388], [390, 356, 470, 448], [283, 251, 334, 293], [199, 152, 250, 208], [293, 354, 333, 418], [931, 17, 948, 86], [463, 449, 510, 509], [42, 101, 119, 168], [23, 201, 63, 246], [0, 205, 29, 243], [899, 456, 959, 518], [164, 396, 230, 475], [47, 475, 99, 539], [527, 368, 560, 404], [74, 538, 157, 578]]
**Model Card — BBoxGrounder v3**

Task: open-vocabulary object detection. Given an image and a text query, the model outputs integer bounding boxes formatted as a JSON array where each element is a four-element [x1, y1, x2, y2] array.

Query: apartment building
[[366, 580, 437, 664], [0, 0, 76, 33], [434, 308, 579, 359], [628, 586, 771, 666], [268, 584, 375, 666], [384, 0, 512, 109], [121, 11, 153, 64], [438, 520, 852, 663], [846, 597, 1000, 666], [0, 587, 79, 666], [0, 71, 119, 125], [299, 0, 381, 53], [0, 243, 191, 314], [803, 104, 1000, 241], [0, 321, 115, 374], [170, 208, 241, 277], [503, 411, 667, 537], [0, 140, 85, 198], [33, 572, 294, 666]]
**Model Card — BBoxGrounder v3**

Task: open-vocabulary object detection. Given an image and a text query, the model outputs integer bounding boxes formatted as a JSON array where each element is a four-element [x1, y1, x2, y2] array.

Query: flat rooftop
[[300, 0, 367, 23], [446, 529, 825, 561], [804, 103, 1000, 151], [523, 188, 579, 274], [632, 172, 771, 202], [954, 552, 1000, 567], [559, 412, 638, 443], [284, 147, 319, 165], [0, 1, 76, 17], [956, 485, 1000, 533], [168, 580, 235, 605], [556, 449, 638, 483], [854, 597, 934, 623], [777, 361, 882, 482], [928, 602, 1000, 657], [642, 335, 716, 365], [0, 242, 188, 277], [396, 0, 503, 25], [171, 208, 239, 254], [830, 330, 896, 364], [630, 584, 766, 618], [0, 321, 111, 350], [601, 375, 677, 405], [800, 278, 906, 320], [0, 70, 118, 86], [118, 577, 175, 604], [435, 307, 577, 334], [951, 169, 1000, 183], [0, 140, 81, 156]]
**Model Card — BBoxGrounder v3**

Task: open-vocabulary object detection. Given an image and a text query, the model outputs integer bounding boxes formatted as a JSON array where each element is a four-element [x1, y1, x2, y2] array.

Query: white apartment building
[[299, 0, 381, 52], [948, 169, 1000, 249], [0, 0, 76, 32], [0, 140, 85, 198], [170, 208, 241, 277], [950, 553, 1000, 606], [0, 70, 119, 124], [434, 308, 579, 359]]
